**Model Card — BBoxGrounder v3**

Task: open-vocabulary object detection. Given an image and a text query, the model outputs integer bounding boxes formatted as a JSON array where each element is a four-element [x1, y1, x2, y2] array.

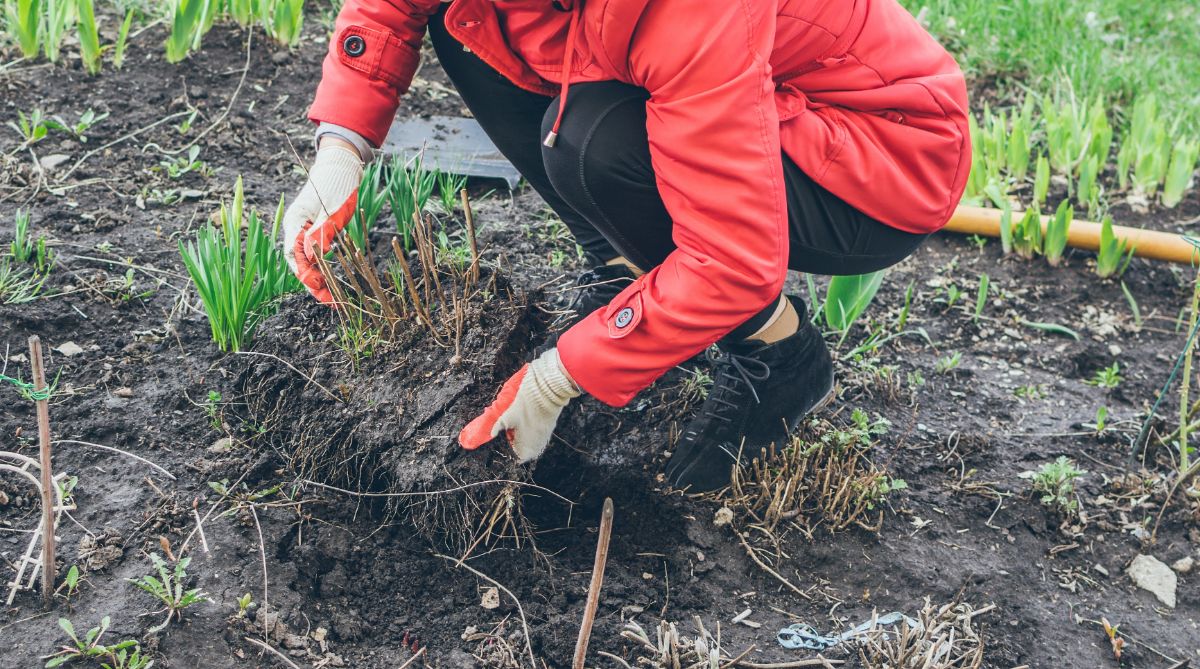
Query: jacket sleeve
[[557, 0, 788, 407], [308, 0, 441, 147]]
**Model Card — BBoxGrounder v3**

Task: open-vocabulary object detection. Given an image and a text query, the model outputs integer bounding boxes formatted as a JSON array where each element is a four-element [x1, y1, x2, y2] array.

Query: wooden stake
[[28, 335, 55, 606], [573, 498, 614, 669], [460, 188, 480, 286]]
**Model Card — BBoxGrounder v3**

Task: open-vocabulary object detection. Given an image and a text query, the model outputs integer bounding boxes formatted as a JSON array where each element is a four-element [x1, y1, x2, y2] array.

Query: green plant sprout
[[165, 0, 215, 63], [894, 280, 915, 330], [128, 554, 209, 634], [160, 145, 209, 178], [940, 282, 962, 309], [1089, 406, 1109, 433], [49, 108, 108, 142], [1011, 208, 1043, 260], [1033, 153, 1050, 206], [1163, 137, 1199, 208], [1025, 456, 1085, 513], [8, 108, 51, 147], [0, 256, 49, 304], [56, 564, 82, 600], [45, 617, 150, 669], [41, 0, 71, 62], [203, 390, 221, 429], [10, 209, 34, 262], [973, 273, 989, 322], [236, 593, 253, 617], [388, 154, 438, 249], [178, 177, 301, 351], [437, 169, 468, 215], [1088, 362, 1122, 389], [1042, 90, 1111, 179], [935, 351, 961, 374], [1121, 281, 1142, 328], [823, 270, 886, 342], [1013, 383, 1049, 401], [75, 0, 101, 74], [1095, 216, 1134, 279], [3, 0, 41, 58], [1042, 200, 1072, 266], [263, 0, 304, 46], [347, 160, 388, 251], [112, 7, 134, 69]]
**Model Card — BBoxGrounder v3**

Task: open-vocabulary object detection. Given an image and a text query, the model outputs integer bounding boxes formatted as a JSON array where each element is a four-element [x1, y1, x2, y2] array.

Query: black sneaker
[[550, 263, 637, 331], [663, 296, 835, 493]]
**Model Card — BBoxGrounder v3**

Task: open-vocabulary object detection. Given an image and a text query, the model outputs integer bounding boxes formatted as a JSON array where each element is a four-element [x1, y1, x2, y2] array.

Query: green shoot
[[935, 351, 961, 374], [112, 7, 133, 68], [226, 0, 252, 25], [56, 564, 81, 599], [0, 256, 49, 304], [1075, 153, 1100, 216], [165, 0, 211, 63], [1042, 200, 1072, 266], [1122, 95, 1172, 196], [1013, 383, 1049, 401], [160, 145, 209, 178], [45, 617, 143, 668], [973, 273, 989, 323], [3, 0, 41, 58], [75, 0, 101, 74], [128, 554, 209, 634], [236, 593, 253, 617], [8, 108, 50, 147], [263, 0, 304, 46], [1094, 216, 1133, 279], [1121, 281, 1142, 328], [1088, 362, 1122, 389], [1024, 456, 1085, 513], [347, 160, 387, 251], [9, 209, 34, 262], [204, 390, 221, 429], [1162, 137, 1199, 208], [387, 154, 438, 250], [48, 108, 108, 142], [41, 0, 71, 62], [894, 280, 915, 331], [1089, 406, 1109, 434], [823, 271, 886, 341], [1033, 153, 1050, 206], [437, 169, 468, 215], [1011, 208, 1043, 260], [998, 200, 1013, 255], [178, 177, 301, 351]]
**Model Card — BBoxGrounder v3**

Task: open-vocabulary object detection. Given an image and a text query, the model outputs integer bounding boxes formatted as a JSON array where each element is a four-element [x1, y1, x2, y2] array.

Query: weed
[[8, 108, 50, 147], [9, 209, 34, 262], [203, 390, 221, 429], [128, 553, 209, 634], [1088, 362, 1122, 389], [178, 177, 301, 351], [1042, 200, 1072, 266], [56, 564, 81, 600], [0, 257, 49, 304], [49, 109, 108, 143], [236, 593, 253, 617], [973, 273, 989, 322], [45, 617, 150, 669], [1095, 216, 1134, 279], [939, 282, 962, 309], [1089, 406, 1109, 433], [1013, 383, 1049, 401], [969, 234, 988, 251], [934, 351, 961, 374], [906, 370, 926, 389], [160, 145, 210, 179], [894, 280, 915, 330], [679, 367, 713, 405], [1024, 456, 1085, 513]]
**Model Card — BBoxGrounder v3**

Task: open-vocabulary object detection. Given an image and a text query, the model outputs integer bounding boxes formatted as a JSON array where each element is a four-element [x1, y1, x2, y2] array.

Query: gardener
[[282, 0, 970, 491]]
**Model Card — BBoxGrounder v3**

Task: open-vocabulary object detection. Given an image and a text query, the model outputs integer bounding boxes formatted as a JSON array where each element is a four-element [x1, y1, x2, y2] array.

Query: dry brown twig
[[856, 600, 992, 669], [572, 498, 614, 669]]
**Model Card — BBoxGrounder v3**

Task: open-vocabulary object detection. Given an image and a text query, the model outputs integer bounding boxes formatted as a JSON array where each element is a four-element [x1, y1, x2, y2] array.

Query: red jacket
[[309, 0, 970, 407]]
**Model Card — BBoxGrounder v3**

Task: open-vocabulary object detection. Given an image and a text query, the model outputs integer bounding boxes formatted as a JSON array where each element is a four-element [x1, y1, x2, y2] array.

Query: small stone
[[189, 86, 208, 99], [54, 341, 84, 357], [713, 507, 734, 527], [1093, 564, 1109, 577], [271, 50, 291, 65], [208, 437, 235, 454], [39, 154, 71, 171], [480, 587, 499, 610], [642, 572, 655, 580], [1127, 554, 1177, 608], [282, 633, 307, 649], [1172, 556, 1194, 575], [112, 387, 134, 398]]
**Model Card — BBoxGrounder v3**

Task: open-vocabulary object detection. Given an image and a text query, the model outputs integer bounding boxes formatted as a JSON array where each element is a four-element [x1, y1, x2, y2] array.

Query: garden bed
[[2, 18, 1199, 669]]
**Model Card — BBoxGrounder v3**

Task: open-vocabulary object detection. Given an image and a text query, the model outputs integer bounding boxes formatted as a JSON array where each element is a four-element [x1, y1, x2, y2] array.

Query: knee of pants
[[540, 82, 653, 208]]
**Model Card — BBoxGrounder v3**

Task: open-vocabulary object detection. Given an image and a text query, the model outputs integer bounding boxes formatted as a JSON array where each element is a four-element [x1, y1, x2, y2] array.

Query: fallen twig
[[435, 553, 536, 668], [52, 439, 175, 480], [244, 636, 304, 669]]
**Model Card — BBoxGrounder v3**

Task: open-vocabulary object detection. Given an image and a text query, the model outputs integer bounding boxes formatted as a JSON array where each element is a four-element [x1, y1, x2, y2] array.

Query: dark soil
[[3, 15, 1200, 669]]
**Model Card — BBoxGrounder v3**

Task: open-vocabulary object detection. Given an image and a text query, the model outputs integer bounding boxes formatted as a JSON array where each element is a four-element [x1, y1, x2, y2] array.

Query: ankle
[[747, 297, 799, 344], [604, 255, 644, 277]]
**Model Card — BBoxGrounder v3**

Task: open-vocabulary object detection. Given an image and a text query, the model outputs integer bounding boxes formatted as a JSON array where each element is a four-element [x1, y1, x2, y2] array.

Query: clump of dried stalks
[[856, 600, 992, 669], [601, 617, 838, 669], [314, 189, 488, 364], [725, 412, 898, 538]]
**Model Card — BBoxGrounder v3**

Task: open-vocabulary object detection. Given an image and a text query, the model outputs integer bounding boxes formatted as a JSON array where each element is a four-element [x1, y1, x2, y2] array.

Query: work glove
[[459, 348, 581, 462], [281, 144, 363, 304]]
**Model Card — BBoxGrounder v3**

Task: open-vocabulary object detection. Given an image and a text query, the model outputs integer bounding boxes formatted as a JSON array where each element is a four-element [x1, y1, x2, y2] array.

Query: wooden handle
[[946, 204, 1200, 265]]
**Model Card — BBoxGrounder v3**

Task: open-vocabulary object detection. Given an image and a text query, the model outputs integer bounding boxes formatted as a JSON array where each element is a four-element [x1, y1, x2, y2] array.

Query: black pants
[[430, 9, 927, 336]]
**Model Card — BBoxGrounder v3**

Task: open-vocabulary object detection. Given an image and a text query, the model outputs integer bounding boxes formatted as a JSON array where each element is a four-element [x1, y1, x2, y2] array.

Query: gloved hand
[[281, 142, 363, 303], [459, 348, 581, 462]]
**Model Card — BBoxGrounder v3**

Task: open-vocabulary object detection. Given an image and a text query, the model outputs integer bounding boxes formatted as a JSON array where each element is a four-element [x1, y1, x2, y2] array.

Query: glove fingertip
[[458, 415, 495, 450]]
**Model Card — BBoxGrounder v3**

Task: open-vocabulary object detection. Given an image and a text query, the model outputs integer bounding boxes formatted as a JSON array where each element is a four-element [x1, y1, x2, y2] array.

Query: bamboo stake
[[28, 335, 55, 606], [461, 188, 480, 286], [573, 498, 615, 669]]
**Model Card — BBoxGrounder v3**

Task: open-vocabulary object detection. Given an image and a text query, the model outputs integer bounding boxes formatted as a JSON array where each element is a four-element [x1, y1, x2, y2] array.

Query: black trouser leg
[[427, 7, 618, 265]]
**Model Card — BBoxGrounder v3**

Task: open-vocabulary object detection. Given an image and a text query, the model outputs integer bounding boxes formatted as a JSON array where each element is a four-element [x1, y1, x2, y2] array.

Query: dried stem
[[573, 498, 615, 669]]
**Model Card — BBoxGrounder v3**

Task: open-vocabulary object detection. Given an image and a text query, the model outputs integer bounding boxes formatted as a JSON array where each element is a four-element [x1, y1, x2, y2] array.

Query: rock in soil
[[1127, 554, 1177, 608]]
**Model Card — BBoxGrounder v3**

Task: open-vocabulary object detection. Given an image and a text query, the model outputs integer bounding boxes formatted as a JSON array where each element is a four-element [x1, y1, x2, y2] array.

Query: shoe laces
[[702, 346, 771, 423]]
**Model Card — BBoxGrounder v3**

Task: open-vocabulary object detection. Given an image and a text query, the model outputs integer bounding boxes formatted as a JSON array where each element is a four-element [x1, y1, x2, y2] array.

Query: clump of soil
[[234, 267, 541, 546]]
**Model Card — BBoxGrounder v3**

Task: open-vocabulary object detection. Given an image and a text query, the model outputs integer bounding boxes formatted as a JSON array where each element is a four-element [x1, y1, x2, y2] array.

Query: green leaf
[[824, 271, 886, 336], [1019, 318, 1081, 341]]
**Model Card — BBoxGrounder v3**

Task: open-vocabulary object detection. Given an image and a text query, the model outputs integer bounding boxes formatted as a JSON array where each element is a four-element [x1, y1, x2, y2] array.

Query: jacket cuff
[[315, 123, 377, 164]]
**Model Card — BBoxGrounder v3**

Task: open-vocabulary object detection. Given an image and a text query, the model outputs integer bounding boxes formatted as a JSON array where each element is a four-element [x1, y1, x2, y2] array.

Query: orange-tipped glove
[[459, 348, 582, 462], [282, 144, 363, 304]]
